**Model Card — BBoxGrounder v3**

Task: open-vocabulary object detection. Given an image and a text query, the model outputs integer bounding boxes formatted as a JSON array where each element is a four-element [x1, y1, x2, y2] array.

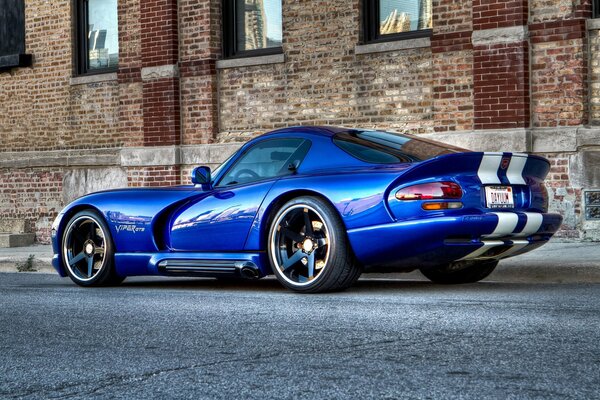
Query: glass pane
[[219, 139, 308, 186], [379, 0, 432, 35], [235, 0, 282, 53], [87, 0, 119, 70], [333, 130, 464, 164]]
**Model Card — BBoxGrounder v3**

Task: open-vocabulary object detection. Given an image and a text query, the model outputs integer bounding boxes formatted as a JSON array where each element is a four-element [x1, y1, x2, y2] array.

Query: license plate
[[485, 186, 514, 209]]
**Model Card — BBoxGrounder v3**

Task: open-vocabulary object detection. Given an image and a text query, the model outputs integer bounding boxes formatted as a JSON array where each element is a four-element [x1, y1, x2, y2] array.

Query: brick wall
[[420, 1, 473, 133], [530, 19, 588, 127], [0, 1, 125, 152], [127, 166, 181, 187], [0, 168, 63, 243], [530, 0, 591, 22], [142, 78, 181, 146], [473, 41, 530, 129], [543, 153, 583, 239], [218, 0, 434, 141], [589, 25, 600, 124], [179, 0, 220, 145], [1, 0, 599, 242], [118, 0, 144, 147], [140, 0, 178, 67], [472, 0, 527, 30]]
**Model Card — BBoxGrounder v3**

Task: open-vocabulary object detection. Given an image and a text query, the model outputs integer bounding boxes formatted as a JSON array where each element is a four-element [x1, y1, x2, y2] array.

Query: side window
[[75, 0, 119, 75], [218, 138, 311, 187], [222, 0, 283, 59], [363, 0, 432, 44]]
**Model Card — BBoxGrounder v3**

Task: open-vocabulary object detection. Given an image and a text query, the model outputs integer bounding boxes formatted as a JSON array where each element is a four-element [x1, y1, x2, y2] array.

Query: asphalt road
[[0, 273, 598, 399]]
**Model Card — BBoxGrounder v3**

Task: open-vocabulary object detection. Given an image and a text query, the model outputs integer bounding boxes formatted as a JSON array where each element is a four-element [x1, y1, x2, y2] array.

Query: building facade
[[1, 0, 600, 243]]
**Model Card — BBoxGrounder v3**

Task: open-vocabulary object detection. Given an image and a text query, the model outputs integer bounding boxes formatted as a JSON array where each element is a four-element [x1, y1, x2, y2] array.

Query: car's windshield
[[333, 129, 467, 164]]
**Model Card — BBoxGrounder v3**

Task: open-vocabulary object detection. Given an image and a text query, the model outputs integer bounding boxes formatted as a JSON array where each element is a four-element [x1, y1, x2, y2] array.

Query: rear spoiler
[[396, 152, 551, 185]]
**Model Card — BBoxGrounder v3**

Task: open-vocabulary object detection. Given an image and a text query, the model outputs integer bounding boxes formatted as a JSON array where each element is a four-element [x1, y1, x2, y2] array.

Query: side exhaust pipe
[[238, 262, 260, 280]]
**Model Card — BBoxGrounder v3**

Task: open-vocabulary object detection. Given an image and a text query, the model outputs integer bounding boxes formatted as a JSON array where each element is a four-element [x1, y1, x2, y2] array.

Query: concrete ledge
[[355, 37, 431, 55], [1, 127, 596, 171], [0, 233, 35, 248], [70, 72, 118, 86], [472, 26, 528, 46], [0, 245, 54, 274], [0, 148, 120, 168], [181, 143, 241, 165], [587, 18, 600, 31], [62, 167, 128, 204], [0, 219, 31, 234], [120, 146, 180, 167], [425, 127, 599, 153], [577, 128, 600, 148], [216, 54, 285, 69], [531, 127, 578, 153], [421, 128, 529, 152], [141, 64, 179, 81]]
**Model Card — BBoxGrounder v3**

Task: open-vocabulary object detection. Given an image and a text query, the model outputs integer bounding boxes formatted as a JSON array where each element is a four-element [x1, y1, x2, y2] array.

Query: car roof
[[258, 125, 348, 139]]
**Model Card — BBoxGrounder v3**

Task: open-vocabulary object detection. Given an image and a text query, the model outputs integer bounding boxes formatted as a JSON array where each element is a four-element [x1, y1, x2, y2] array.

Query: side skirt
[[114, 251, 271, 278]]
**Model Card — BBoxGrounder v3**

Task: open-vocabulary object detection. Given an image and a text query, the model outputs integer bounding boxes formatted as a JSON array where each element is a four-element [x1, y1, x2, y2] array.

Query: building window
[[75, 0, 119, 75], [363, 0, 432, 43], [0, 0, 31, 71], [595, 0, 600, 18], [223, 0, 283, 59]]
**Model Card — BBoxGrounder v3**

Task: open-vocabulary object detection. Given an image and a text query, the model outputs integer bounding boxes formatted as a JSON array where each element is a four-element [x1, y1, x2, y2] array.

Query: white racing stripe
[[506, 154, 527, 185], [458, 240, 505, 261], [495, 239, 530, 258], [477, 153, 502, 184], [484, 212, 520, 238], [478, 152, 529, 185], [517, 212, 543, 237]]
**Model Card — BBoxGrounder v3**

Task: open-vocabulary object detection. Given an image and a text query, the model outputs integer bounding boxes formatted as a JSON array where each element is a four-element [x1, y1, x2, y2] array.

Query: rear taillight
[[395, 182, 463, 200]]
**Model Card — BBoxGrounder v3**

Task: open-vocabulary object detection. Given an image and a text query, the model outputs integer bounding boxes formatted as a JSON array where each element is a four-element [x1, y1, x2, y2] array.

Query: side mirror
[[191, 166, 212, 187]]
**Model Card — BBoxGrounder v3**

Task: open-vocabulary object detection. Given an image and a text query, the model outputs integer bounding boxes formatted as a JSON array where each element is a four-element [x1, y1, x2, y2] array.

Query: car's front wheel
[[62, 210, 123, 286], [420, 260, 498, 284], [268, 196, 361, 293]]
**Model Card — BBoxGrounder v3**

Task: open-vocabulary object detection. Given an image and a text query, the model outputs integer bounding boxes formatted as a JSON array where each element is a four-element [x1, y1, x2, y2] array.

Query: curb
[[1, 242, 599, 284], [0, 261, 55, 274]]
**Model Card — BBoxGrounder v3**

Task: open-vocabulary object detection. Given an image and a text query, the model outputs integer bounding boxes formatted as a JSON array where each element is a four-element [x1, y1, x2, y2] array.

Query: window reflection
[[87, 0, 118, 70], [235, 0, 282, 52], [379, 0, 432, 35]]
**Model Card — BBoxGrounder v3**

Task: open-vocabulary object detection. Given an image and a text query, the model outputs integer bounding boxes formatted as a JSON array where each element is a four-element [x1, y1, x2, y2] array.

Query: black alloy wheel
[[62, 210, 122, 286], [268, 196, 361, 293]]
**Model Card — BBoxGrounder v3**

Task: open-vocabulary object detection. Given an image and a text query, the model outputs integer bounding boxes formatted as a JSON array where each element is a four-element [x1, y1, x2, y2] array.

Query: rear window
[[333, 130, 466, 164]]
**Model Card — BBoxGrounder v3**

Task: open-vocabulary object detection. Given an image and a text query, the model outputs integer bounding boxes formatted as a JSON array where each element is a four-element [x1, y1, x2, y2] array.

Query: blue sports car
[[51, 126, 562, 293]]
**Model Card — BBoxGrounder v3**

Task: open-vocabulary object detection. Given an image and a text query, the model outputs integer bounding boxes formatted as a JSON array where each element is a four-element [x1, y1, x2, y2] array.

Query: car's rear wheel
[[62, 210, 123, 286], [420, 260, 498, 284], [268, 196, 361, 293]]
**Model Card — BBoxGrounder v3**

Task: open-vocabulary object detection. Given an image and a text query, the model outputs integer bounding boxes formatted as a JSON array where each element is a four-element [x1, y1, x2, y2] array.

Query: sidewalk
[[1, 241, 599, 283]]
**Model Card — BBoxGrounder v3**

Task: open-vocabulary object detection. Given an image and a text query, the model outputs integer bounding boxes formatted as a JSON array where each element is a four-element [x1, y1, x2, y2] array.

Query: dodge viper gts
[[51, 126, 562, 292]]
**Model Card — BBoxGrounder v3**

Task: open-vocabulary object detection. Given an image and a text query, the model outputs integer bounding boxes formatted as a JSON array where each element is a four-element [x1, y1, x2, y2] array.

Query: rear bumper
[[347, 212, 562, 269]]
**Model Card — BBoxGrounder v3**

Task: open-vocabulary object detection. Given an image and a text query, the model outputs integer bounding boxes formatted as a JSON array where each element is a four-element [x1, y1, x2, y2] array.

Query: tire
[[268, 196, 361, 293], [420, 260, 498, 284], [61, 210, 123, 287]]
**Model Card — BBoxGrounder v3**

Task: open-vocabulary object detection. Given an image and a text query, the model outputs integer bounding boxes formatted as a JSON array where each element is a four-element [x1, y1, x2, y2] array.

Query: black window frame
[[0, 0, 32, 71], [74, 0, 118, 76], [216, 138, 311, 188], [222, 0, 283, 59], [595, 0, 600, 18], [363, 0, 432, 44]]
